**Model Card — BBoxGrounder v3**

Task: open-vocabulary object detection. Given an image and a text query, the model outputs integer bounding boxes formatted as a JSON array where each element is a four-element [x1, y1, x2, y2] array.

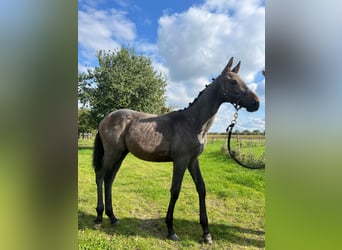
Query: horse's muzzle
[[246, 100, 259, 112]]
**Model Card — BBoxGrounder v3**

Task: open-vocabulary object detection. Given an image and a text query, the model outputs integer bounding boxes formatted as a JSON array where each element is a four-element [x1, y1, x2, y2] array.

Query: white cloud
[[204, 0, 264, 16], [158, 8, 234, 82], [250, 117, 265, 128], [78, 7, 136, 65], [238, 116, 265, 131]]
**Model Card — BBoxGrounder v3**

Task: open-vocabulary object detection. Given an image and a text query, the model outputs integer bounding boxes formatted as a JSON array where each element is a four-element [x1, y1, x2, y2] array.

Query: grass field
[[78, 137, 265, 249]]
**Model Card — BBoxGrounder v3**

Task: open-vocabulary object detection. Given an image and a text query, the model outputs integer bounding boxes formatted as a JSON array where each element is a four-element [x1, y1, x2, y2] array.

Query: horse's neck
[[184, 82, 223, 134]]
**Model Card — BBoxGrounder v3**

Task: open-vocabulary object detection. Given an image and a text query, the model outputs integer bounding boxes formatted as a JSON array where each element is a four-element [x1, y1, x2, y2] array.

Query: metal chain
[[231, 112, 238, 125]]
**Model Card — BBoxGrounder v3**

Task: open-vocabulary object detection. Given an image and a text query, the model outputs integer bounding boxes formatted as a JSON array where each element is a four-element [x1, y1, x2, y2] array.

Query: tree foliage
[[232, 129, 264, 135], [78, 47, 167, 129], [78, 108, 92, 137]]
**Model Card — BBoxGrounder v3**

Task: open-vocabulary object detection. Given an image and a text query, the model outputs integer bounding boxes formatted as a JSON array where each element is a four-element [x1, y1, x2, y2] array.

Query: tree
[[242, 130, 251, 135], [252, 129, 261, 135], [78, 108, 92, 138], [78, 47, 167, 129]]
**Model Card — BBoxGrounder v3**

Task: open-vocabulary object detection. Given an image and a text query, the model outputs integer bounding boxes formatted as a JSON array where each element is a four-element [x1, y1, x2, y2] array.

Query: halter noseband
[[222, 87, 249, 111], [232, 88, 250, 111]]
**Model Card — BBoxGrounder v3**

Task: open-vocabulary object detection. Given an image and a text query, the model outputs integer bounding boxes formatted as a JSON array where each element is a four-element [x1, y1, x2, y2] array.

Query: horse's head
[[218, 57, 259, 112]]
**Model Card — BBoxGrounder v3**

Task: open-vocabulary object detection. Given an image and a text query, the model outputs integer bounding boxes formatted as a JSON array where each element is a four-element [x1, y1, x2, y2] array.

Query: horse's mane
[[180, 78, 215, 111]]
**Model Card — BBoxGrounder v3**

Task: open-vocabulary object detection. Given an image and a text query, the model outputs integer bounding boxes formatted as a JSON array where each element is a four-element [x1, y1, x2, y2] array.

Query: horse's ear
[[232, 61, 241, 73], [222, 57, 234, 74]]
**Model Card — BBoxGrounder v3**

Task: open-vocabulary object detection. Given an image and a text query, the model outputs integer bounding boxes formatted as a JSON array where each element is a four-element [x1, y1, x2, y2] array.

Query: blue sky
[[78, 0, 265, 132]]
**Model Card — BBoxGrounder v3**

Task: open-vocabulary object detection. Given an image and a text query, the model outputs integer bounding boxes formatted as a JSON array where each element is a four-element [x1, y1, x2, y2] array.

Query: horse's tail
[[93, 132, 104, 171]]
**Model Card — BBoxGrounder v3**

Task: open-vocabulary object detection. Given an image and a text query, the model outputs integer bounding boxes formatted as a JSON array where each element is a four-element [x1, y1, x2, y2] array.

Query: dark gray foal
[[92, 57, 259, 243]]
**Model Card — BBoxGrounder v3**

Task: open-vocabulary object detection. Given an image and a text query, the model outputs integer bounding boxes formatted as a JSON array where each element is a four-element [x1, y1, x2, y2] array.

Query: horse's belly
[[126, 123, 172, 162], [129, 149, 172, 162]]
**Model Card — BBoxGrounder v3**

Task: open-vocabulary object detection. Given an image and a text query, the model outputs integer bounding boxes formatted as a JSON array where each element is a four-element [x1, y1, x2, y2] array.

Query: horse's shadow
[[78, 211, 264, 248]]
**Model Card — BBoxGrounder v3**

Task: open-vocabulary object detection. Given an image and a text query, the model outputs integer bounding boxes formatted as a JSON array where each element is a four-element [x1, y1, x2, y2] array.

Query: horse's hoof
[[203, 233, 213, 244], [168, 233, 179, 241], [111, 219, 119, 226], [93, 223, 102, 229]]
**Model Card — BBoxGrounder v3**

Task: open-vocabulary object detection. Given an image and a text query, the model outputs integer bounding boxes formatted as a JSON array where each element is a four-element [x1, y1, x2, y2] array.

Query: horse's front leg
[[188, 158, 212, 244], [165, 161, 187, 241]]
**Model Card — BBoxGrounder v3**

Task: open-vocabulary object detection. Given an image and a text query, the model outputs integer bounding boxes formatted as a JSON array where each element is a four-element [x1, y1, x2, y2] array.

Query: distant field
[[207, 134, 265, 142], [78, 138, 265, 249]]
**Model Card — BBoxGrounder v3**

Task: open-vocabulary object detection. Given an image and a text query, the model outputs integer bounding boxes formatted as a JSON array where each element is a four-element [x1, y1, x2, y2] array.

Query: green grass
[[224, 138, 266, 168], [78, 138, 265, 249]]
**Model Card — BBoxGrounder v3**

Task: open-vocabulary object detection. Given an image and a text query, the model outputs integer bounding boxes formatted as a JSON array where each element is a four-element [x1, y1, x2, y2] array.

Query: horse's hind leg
[[104, 150, 128, 225], [94, 168, 105, 225]]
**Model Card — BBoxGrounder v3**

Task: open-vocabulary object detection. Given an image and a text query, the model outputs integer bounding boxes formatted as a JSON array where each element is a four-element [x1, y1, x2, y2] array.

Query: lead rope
[[226, 111, 265, 169]]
